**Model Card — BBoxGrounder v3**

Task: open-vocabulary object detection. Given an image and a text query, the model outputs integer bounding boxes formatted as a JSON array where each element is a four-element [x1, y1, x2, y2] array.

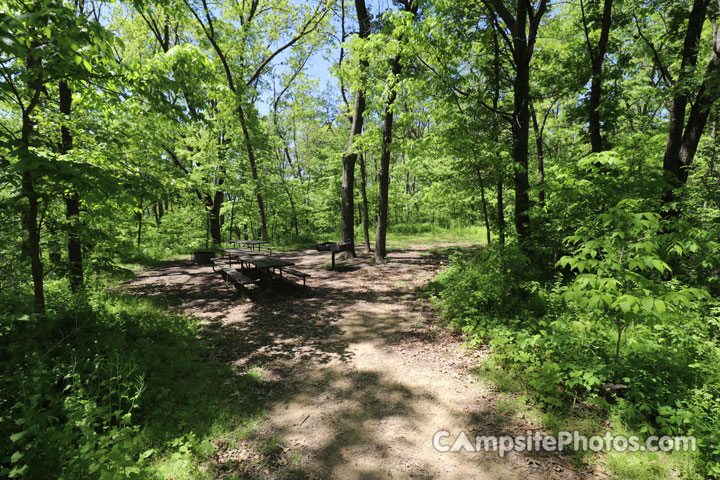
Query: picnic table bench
[[281, 268, 311, 287], [211, 257, 227, 272], [222, 266, 258, 285], [216, 248, 311, 290], [211, 257, 259, 289]]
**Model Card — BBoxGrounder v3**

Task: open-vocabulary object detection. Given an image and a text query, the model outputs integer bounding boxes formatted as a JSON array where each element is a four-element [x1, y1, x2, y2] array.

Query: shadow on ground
[[122, 244, 583, 480]]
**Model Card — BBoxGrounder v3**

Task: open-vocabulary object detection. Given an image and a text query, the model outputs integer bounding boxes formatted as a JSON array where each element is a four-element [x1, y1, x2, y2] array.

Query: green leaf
[[640, 298, 654, 312], [199, 440, 215, 456], [139, 449, 155, 460], [653, 299, 666, 314]]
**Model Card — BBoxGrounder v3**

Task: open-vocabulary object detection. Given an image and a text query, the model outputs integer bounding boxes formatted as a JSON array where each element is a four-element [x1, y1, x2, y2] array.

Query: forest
[[1, 0, 719, 478]]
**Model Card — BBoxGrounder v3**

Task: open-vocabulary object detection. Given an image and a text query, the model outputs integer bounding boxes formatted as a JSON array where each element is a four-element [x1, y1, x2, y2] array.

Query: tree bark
[[530, 102, 545, 207], [359, 154, 372, 252], [491, 22, 505, 245], [477, 169, 492, 245], [675, 50, 719, 183], [374, 55, 402, 263], [497, 180, 505, 244], [281, 180, 300, 236], [375, 0, 418, 263], [511, 6, 532, 243], [237, 104, 269, 241], [59, 80, 83, 292], [209, 189, 224, 244], [228, 195, 236, 239], [22, 166, 45, 318], [341, 95, 362, 256], [20, 38, 46, 323]]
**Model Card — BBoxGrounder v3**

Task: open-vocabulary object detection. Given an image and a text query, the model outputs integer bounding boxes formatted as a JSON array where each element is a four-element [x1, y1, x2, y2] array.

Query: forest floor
[[122, 244, 598, 480]]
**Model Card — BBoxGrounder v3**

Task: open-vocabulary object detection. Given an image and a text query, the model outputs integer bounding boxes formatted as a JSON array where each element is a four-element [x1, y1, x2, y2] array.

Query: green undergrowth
[[428, 205, 720, 479], [0, 278, 269, 479]]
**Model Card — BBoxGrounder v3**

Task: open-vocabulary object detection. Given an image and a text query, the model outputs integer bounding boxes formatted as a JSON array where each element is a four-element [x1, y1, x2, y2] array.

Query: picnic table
[[222, 247, 261, 265], [216, 248, 309, 288], [227, 240, 268, 251], [246, 255, 294, 271], [222, 248, 293, 275], [244, 255, 311, 287]]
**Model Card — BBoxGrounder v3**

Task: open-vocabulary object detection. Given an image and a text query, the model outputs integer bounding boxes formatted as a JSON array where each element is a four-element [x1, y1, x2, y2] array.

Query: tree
[[0, 0, 112, 320], [340, 0, 371, 256], [580, 0, 614, 152], [375, 0, 419, 263], [652, 0, 720, 205], [180, 0, 332, 242], [483, 0, 550, 244]]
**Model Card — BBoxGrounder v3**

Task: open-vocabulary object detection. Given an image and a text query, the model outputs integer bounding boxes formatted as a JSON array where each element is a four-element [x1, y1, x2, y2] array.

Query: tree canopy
[[2, 0, 720, 478]]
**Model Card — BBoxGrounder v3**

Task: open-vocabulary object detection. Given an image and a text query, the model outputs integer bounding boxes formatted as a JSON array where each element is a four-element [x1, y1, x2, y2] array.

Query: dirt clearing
[[123, 245, 591, 479]]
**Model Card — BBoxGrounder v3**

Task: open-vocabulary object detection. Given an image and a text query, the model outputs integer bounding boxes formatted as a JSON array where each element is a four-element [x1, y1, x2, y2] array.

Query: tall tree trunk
[[511, 18, 532, 243], [22, 168, 44, 318], [497, 180, 505, 244], [582, 0, 613, 152], [375, 0, 418, 263], [237, 104, 269, 241], [20, 79, 45, 325], [282, 181, 300, 236], [341, 149, 358, 253], [340, 0, 371, 256], [209, 190, 223, 245], [477, 169, 492, 245], [530, 102, 545, 207], [228, 195, 236, 240], [675, 11, 720, 185], [59, 80, 83, 292], [374, 55, 402, 263], [663, 0, 709, 201], [491, 21, 505, 245], [486, 0, 548, 245], [359, 153, 371, 252], [17, 26, 46, 326]]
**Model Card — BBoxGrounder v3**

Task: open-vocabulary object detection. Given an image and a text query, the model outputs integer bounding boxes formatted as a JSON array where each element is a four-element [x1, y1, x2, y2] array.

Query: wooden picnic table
[[215, 249, 309, 288], [241, 254, 295, 281], [246, 256, 294, 269], [222, 247, 260, 267], [227, 240, 268, 250], [222, 248, 294, 273]]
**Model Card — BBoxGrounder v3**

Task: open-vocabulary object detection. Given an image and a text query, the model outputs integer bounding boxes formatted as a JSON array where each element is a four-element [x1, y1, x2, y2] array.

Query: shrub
[[432, 208, 720, 477]]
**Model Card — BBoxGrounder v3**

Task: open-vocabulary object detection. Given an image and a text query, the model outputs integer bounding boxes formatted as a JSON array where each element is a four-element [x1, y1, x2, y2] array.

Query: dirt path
[[124, 245, 588, 480]]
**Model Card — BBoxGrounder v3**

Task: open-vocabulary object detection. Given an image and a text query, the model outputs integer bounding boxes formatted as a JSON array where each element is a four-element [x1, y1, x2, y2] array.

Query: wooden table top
[[246, 256, 295, 269]]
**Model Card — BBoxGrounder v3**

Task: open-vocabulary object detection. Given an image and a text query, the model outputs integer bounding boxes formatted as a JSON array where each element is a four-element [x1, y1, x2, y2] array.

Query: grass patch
[[384, 224, 487, 249]]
